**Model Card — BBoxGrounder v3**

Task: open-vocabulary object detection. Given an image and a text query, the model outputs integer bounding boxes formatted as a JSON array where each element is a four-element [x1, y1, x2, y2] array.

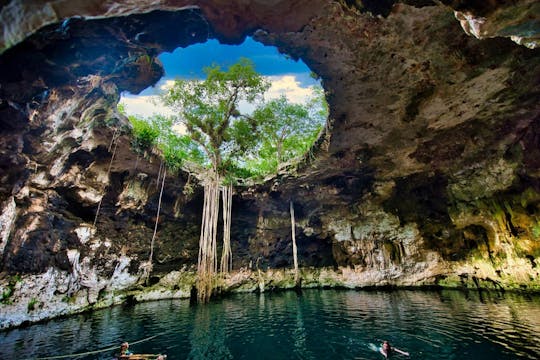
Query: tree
[[161, 58, 270, 302], [160, 58, 328, 302], [162, 58, 270, 173], [247, 89, 327, 176]]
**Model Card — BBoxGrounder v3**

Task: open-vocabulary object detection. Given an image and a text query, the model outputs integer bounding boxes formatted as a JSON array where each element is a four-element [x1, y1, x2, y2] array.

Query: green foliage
[[123, 59, 327, 183], [27, 297, 38, 312], [61, 294, 76, 304], [1, 287, 13, 304], [117, 103, 127, 115], [533, 221, 540, 239], [1, 274, 22, 304], [161, 131, 205, 173], [129, 115, 160, 154], [246, 90, 327, 175], [220, 159, 258, 184], [128, 113, 204, 173], [160, 57, 328, 182], [161, 58, 270, 171]]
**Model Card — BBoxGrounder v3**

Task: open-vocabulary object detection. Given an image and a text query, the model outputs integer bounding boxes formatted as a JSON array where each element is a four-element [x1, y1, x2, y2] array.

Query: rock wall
[[0, 1, 539, 329]]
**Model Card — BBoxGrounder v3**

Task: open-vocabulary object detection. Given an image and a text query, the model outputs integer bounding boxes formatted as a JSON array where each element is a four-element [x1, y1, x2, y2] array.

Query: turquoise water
[[1, 289, 539, 359]]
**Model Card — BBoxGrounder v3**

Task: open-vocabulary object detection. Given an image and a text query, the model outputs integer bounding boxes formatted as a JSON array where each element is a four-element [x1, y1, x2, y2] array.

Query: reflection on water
[[188, 305, 232, 359], [1, 289, 539, 359]]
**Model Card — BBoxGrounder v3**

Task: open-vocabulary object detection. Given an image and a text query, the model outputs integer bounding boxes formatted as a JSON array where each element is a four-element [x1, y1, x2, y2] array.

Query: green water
[[1, 289, 539, 359]]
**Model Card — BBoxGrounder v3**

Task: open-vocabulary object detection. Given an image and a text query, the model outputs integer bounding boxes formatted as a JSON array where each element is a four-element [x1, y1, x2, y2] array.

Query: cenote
[[1, 289, 539, 360], [1, 2, 540, 360]]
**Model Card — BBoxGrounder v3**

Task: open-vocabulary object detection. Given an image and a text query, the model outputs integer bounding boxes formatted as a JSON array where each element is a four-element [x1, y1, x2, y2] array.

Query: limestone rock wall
[[0, 77, 203, 328], [1, 0, 539, 53]]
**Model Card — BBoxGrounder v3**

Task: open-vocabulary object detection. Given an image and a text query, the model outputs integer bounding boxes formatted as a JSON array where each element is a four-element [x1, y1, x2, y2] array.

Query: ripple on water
[[0, 289, 539, 360]]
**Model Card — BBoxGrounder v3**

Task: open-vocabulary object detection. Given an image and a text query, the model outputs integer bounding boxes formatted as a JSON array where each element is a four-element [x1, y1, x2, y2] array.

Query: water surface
[[1, 289, 539, 359]]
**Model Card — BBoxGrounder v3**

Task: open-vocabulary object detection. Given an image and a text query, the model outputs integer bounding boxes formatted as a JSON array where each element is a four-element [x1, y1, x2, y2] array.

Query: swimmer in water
[[379, 340, 409, 358]]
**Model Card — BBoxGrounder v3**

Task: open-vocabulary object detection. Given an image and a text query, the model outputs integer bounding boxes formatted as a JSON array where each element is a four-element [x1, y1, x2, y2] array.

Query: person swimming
[[379, 340, 409, 358]]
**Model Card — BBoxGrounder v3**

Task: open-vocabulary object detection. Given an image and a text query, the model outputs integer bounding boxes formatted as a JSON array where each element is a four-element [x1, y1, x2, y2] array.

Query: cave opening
[[0, 7, 333, 275], [0, 7, 332, 195], [118, 33, 329, 184]]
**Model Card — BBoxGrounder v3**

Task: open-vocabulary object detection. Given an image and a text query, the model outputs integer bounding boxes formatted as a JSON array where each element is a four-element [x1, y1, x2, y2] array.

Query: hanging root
[[146, 167, 166, 285], [139, 260, 153, 283], [290, 200, 300, 287], [197, 175, 220, 303], [220, 184, 233, 274]]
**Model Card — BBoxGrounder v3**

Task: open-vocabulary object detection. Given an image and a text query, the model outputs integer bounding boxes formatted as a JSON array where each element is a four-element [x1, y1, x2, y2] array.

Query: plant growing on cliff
[[128, 114, 204, 171], [27, 297, 39, 312], [1, 274, 21, 305], [129, 115, 160, 155]]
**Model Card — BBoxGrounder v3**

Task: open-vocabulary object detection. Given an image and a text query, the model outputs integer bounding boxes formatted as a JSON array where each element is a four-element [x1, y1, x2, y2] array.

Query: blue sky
[[122, 37, 320, 117], [156, 37, 316, 85]]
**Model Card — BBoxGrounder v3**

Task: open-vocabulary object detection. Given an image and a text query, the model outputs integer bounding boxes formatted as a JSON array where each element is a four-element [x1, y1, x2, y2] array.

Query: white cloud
[[237, 75, 316, 113], [120, 92, 186, 135], [172, 123, 187, 135], [120, 94, 175, 118], [121, 74, 317, 118], [265, 75, 315, 103], [158, 79, 176, 91]]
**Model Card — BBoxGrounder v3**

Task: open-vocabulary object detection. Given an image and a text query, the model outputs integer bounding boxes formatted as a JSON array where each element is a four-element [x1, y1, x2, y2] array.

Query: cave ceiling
[[0, 0, 539, 204]]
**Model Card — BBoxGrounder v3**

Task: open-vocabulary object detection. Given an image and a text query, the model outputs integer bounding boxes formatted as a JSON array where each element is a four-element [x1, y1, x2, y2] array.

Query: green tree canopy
[[128, 114, 204, 173], [246, 89, 327, 175], [161, 58, 270, 176], [128, 57, 328, 182]]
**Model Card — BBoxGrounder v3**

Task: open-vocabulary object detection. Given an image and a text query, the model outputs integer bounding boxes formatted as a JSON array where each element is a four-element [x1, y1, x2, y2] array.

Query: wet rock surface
[[0, 1, 539, 329]]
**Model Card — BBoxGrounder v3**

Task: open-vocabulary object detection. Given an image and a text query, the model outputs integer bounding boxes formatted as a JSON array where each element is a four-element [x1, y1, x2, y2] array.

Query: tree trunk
[[220, 184, 233, 273], [290, 200, 299, 286]]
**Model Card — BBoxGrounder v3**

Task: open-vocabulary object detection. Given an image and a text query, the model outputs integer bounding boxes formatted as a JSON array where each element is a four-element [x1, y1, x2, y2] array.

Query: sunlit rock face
[[0, 0, 539, 329]]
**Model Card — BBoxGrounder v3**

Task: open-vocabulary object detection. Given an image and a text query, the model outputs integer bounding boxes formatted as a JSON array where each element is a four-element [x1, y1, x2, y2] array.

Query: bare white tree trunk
[[220, 184, 233, 273], [290, 200, 299, 285]]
